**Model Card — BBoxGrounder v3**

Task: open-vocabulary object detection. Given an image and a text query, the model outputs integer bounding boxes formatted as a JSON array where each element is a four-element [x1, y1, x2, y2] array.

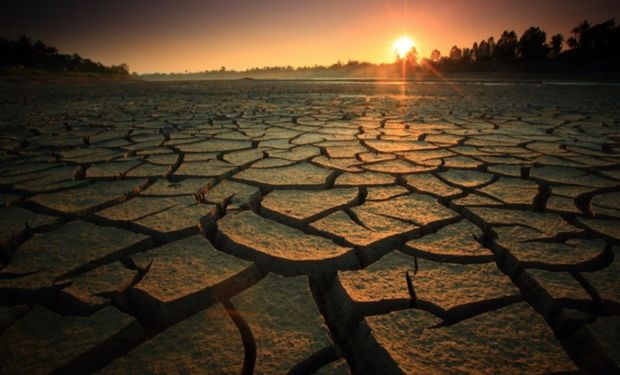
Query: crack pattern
[[0, 80, 619, 374]]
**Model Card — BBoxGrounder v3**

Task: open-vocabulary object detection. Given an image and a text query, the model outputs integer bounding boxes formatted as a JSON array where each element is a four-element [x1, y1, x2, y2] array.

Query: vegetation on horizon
[[0, 36, 129, 76], [2, 19, 618, 80], [143, 19, 620, 79]]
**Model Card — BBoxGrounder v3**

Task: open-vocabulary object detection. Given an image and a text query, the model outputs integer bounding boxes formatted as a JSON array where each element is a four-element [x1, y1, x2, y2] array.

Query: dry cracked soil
[[0, 79, 619, 374]]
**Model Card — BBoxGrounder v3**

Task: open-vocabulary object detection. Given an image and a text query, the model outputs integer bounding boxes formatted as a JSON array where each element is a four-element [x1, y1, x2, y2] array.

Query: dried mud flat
[[0, 80, 619, 374]]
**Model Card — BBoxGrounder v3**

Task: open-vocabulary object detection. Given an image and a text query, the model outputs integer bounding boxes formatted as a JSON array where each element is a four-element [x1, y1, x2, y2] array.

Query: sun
[[393, 36, 415, 58]]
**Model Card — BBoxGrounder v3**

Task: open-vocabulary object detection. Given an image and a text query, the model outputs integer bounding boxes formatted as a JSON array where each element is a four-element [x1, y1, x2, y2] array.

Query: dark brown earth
[[0, 80, 619, 374]]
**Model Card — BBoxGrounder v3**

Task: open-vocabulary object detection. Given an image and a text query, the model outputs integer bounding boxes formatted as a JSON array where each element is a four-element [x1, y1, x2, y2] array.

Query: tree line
[[422, 19, 620, 73], [0, 35, 129, 76], [143, 18, 619, 80], [4, 18, 618, 79]]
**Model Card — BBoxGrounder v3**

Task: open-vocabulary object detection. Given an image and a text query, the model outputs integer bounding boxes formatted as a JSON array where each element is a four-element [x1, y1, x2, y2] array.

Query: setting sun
[[393, 36, 415, 58]]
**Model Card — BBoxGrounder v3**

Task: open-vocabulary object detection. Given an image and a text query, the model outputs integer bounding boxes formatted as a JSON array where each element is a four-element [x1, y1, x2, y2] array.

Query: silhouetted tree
[[449, 45, 462, 60], [462, 48, 473, 62], [566, 19, 620, 59], [487, 37, 496, 56], [495, 30, 518, 62], [477, 39, 492, 59], [405, 47, 418, 65], [430, 49, 441, 62], [569, 20, 592, 52], [549, 34, 564, 58], [518, 27, 549, 60], [0, 36, 130, 75]]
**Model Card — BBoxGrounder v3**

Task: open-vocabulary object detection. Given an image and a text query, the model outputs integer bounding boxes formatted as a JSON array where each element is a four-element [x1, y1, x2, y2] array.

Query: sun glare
[[393, 36, 415, 58]]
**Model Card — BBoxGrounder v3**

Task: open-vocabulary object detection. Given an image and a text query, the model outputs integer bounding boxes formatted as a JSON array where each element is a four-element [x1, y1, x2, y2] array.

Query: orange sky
[[2, 0, 619, 73]]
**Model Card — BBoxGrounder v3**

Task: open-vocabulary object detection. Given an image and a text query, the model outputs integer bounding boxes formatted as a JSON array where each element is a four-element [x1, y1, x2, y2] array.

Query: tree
[[495, 30, 518, 62], [449, 45, 462, 60], [487, 37, 496, 56], [570, 20, 592, 51], [430, 49, 441, 62], [549, 34, 564, 58], [0, 35, 136, 75], [111, 63, 130, 75], [472, 42, 478, 60], [478, 39, 491, 58], [566, 19, 620, 59], [405, 47, 418, 65], [518, 27, 549, 60], [582, 19, 619, 59], [462, 48, 473, 62]]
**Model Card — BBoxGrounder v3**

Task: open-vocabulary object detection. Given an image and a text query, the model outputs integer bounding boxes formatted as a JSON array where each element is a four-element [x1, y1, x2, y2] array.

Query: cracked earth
[[0, 80, 619, 374]]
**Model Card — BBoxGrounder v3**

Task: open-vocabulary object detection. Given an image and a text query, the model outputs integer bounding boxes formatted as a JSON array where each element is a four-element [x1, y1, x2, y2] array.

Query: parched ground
[[0, 80, 619, 374]]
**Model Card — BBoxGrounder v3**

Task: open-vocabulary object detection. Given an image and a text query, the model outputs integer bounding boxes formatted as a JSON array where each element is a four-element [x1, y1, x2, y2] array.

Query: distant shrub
[[0, 36, 129, 75]]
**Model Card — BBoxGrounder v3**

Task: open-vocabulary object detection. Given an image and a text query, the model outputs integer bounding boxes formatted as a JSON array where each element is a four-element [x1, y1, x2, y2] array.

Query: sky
[[2, 0, 619, 73]]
